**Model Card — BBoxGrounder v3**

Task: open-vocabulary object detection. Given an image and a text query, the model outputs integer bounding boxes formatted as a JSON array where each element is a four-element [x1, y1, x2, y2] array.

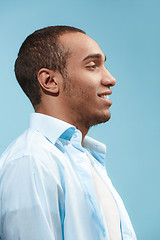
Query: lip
[[98, 91, 113, 105]]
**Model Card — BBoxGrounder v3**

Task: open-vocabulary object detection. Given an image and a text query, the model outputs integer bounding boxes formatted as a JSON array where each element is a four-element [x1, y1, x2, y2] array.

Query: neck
[[35, 102, 89, 144], [70, 121, 89, 143]]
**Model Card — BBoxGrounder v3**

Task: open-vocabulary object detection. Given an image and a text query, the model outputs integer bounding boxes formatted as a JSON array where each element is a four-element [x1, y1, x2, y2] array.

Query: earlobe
[[37, 68, 59, 94]]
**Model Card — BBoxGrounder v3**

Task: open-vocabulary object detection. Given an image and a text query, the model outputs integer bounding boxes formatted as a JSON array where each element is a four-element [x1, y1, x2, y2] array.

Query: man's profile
[[0, 26, 137, 240]]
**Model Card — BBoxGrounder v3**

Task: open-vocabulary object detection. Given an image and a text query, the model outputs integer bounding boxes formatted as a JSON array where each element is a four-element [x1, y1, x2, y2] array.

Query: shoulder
[[0, 128, 65, 180]]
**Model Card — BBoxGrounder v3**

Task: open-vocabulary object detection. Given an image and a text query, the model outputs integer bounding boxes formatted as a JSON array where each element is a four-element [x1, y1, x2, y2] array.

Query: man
[[0, 26, 136, 240]]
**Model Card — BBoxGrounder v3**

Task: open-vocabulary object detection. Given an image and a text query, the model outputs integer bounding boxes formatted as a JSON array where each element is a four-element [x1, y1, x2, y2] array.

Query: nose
[[101, 67, 116, 87]]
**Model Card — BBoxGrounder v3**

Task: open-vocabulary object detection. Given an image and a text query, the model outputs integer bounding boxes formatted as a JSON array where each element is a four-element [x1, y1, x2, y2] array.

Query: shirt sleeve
[[0, 155, 65, 240]]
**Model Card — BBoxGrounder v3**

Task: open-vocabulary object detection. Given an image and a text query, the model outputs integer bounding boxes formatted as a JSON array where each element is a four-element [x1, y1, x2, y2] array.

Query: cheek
[[68, 71, 99, 97]]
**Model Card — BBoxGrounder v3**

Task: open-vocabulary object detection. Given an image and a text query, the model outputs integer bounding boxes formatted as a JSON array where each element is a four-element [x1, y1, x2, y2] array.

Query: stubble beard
[[62, 76, 111, 130], [86, 111, 111, 129]]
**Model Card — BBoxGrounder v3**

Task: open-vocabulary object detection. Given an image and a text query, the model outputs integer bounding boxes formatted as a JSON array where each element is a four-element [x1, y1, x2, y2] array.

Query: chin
[[100, 113, 111, 123], [99, 109, 111, 122], [89, 112, 111, 127]]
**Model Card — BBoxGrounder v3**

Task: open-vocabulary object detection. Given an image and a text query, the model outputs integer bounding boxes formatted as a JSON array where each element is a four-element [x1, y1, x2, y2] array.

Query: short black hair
[[14, 26, 86, 106]]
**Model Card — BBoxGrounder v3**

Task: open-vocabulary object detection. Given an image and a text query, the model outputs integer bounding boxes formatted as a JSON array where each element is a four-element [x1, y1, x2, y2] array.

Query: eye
[[86, 64, 97, 69], [86, 61, 98, 70]]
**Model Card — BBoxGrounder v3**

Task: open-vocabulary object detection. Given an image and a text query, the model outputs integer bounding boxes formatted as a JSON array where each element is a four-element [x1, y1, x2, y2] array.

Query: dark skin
[[36, 32, 116, 143]]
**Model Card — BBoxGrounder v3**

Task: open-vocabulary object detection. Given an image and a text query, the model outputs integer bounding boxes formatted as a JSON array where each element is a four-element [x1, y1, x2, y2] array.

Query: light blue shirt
[[0, 113, 137, 240]]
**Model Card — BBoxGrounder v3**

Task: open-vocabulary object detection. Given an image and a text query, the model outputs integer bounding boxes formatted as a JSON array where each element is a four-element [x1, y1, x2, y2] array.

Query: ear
[[37, 68, 59, 94]]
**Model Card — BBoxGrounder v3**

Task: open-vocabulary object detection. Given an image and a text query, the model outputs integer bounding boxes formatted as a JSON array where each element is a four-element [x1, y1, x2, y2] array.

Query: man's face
[[59, 32, 116, 129]]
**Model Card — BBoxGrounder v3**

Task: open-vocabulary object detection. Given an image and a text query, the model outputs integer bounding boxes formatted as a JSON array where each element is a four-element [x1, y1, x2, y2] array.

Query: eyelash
[[86, 64, 97, 69]]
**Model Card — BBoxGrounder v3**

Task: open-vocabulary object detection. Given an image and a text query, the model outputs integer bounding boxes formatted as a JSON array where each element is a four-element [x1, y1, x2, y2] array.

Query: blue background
[[0, 0, 160, 239]]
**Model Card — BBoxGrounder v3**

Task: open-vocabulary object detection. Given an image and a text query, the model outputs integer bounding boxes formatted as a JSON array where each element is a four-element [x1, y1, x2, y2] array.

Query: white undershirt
[[85, 152, 122, 240]]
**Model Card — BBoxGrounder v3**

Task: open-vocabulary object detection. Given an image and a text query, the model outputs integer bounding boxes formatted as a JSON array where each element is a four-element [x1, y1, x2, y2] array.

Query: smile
[[100, 94, 109, 100], [98, 92, 112, 105], [98, 92, 110, 99]]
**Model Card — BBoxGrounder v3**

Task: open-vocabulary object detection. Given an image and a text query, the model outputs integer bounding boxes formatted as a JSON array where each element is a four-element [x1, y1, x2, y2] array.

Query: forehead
[[59, 32, 105, 62]]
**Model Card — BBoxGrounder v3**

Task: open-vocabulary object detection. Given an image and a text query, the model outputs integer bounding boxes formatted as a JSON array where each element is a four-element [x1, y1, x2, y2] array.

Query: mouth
[[98, 92, 112, 105], [99, 94, 109, 100]]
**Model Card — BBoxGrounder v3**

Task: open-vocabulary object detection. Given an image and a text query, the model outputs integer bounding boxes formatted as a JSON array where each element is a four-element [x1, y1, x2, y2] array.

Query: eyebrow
[[82, 53, 106, 62]]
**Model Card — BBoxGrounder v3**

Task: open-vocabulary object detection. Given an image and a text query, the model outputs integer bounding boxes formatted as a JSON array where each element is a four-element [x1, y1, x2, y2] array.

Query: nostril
[[101, 77, 116, 87], [109, 77, 116, 86]]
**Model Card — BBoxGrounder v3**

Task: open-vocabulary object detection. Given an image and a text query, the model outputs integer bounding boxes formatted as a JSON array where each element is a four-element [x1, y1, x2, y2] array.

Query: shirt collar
[[83, 136, 106, 154], [30, 112, 76, 144], [83, 136, 106, 166], [29, 113, 106, 165]]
